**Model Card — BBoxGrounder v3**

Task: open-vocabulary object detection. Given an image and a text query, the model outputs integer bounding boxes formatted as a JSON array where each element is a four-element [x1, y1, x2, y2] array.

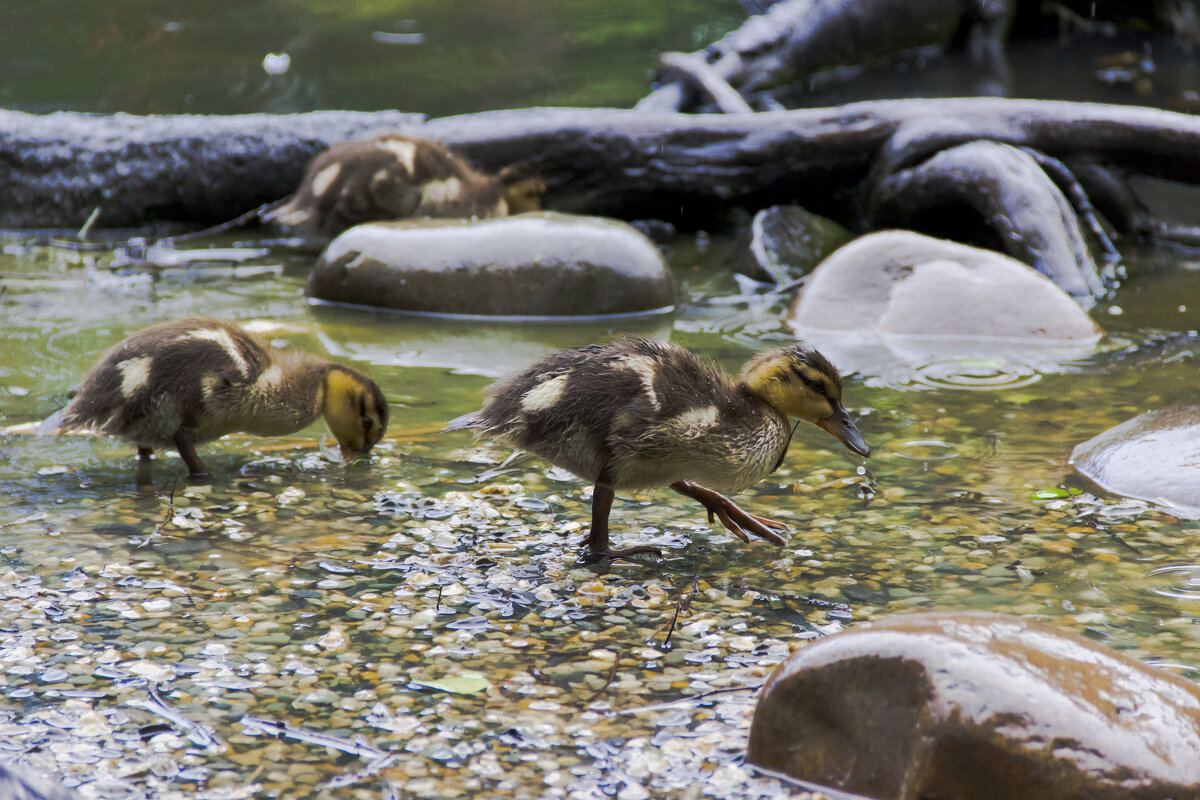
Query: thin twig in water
[[240, 715, 388, 760], [654, 579, 697, 648], [616, 683, 762, 715], [319, 752, 399, 790], [127, 684, 223, 750], [579, 652, 621, 707], [137, 479, 177, 549], [767, 273, 808, 296], [0, 511, 48, 529], [77, 207, 102, 240], [246, 762, 267, 785]]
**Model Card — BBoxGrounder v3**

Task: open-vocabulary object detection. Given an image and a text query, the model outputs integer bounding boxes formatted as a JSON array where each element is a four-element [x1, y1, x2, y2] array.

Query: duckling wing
[[53, 319, 272, 446], [608, 397, 787, 493], [470, 337, 784, 490]]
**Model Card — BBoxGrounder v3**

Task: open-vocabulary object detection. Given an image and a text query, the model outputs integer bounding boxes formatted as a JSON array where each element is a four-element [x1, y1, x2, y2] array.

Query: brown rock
[[746, 611, 1200, 800], [306, 212, 675, 317]]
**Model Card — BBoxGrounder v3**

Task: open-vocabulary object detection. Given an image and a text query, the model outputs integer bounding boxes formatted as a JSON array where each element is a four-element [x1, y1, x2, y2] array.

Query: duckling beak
[[340, 443, 372, 463], [817, 407, 871, 458]]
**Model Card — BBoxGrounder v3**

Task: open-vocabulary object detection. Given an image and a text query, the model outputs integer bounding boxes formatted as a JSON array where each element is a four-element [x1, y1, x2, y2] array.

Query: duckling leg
[[136, 447, 154, 485], [172, 431, 209, 479], [670, 480, 788, 546], [583, 483, 663, 558]]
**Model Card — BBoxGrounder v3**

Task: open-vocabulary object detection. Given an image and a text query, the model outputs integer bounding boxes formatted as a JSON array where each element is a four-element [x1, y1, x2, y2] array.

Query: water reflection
[[893, 439, 959, 461], [309, 303, 674, 378]]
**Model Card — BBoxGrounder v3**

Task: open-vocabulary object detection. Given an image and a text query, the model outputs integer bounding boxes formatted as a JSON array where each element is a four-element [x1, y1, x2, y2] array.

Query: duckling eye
[[361, 415, 373, 431]]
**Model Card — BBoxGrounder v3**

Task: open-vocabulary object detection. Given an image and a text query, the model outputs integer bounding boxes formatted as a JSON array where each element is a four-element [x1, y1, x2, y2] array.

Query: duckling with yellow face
[[42, 317, 388, 479], [448, 337, 869, 558], [262, 133, 547, 237]]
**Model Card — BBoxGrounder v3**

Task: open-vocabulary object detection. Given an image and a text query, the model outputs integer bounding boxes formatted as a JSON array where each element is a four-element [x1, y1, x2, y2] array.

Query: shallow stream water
[[1, 231, 1198, 799], [3, 2, 1200, 798]]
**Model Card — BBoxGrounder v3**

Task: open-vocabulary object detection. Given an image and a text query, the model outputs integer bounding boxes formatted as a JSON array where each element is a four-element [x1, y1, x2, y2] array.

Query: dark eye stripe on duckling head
[[787, 347, 842, 396], [791, 364, 829, 397]]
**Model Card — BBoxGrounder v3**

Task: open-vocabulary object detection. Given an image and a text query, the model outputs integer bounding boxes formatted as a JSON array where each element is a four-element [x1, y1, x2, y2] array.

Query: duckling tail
[[442, 411, 482, 433], [37, 408, 71, 436]]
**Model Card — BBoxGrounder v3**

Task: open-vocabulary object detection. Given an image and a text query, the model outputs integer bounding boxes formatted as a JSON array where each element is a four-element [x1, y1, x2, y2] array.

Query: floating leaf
[[1004, 391, 1040, 405], [413, 671, 490, 695], [1031, 488, 1070, 500]]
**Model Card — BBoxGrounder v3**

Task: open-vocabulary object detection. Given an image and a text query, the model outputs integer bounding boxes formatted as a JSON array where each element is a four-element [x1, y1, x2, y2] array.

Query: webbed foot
[[671, 480, 788, 546]]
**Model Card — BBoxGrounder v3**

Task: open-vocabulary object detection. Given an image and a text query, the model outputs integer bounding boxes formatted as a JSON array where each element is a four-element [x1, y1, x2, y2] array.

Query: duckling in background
[[262, 133, 546, 237], [447, 337, 869, 558], [41, 318, 388, 479]]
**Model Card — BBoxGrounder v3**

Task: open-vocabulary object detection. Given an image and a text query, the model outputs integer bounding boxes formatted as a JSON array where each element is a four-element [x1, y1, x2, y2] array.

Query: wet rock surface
[[789, 231, 1100, 339], [1070, 405, 1200, 519], [868, 140, 1106, 299], [746, 610, 1200, 800], [785, 230, 1101, 377], [306, 212, 675, 317], [732, 205, 852, 284]]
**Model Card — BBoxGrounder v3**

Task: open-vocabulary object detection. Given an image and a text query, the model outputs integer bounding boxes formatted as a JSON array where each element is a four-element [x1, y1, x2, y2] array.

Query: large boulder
[[747, 611, 1200, 800], [785, 231, 1102, 378], [1070, 406, 1200, 519], [306, 212, 675, 317]]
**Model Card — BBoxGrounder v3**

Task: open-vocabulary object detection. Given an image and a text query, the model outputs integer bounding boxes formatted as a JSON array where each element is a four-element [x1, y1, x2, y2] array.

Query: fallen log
[[0, 109, 424, 230], [431, 98, 1200, 229], [5, 98, 1200, 232], [867, 140, 1106, 298], [636, 0, 1013, 113]]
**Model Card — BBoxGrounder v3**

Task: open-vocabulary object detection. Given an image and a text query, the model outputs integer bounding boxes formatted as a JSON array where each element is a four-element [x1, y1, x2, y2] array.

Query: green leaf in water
[[1031, 488, 1070, 500], [414, 671, 491, 695]]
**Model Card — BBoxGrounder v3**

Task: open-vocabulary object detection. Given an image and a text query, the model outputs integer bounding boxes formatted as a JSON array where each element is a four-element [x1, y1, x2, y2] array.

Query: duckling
[[41, 317, 388, 479], [447, 337, 869, 558], [261, 133, 546, 237]]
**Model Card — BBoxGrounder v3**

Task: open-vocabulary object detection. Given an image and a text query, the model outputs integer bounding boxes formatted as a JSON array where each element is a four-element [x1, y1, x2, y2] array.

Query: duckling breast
[[608, 402, 790, 493]]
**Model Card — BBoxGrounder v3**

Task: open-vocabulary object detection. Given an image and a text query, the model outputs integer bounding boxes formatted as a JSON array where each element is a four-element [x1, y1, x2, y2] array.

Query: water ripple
[[1147, 565, 1200, 602], [880, 357, 1044, 392], [892, 439, 959, 461]]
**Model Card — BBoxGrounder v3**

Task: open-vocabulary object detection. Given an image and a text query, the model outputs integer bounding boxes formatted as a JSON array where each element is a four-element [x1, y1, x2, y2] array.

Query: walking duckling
[[42, 317, 388, 479], [262, 133, 546, 237], [447, 337, 869, 558]]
